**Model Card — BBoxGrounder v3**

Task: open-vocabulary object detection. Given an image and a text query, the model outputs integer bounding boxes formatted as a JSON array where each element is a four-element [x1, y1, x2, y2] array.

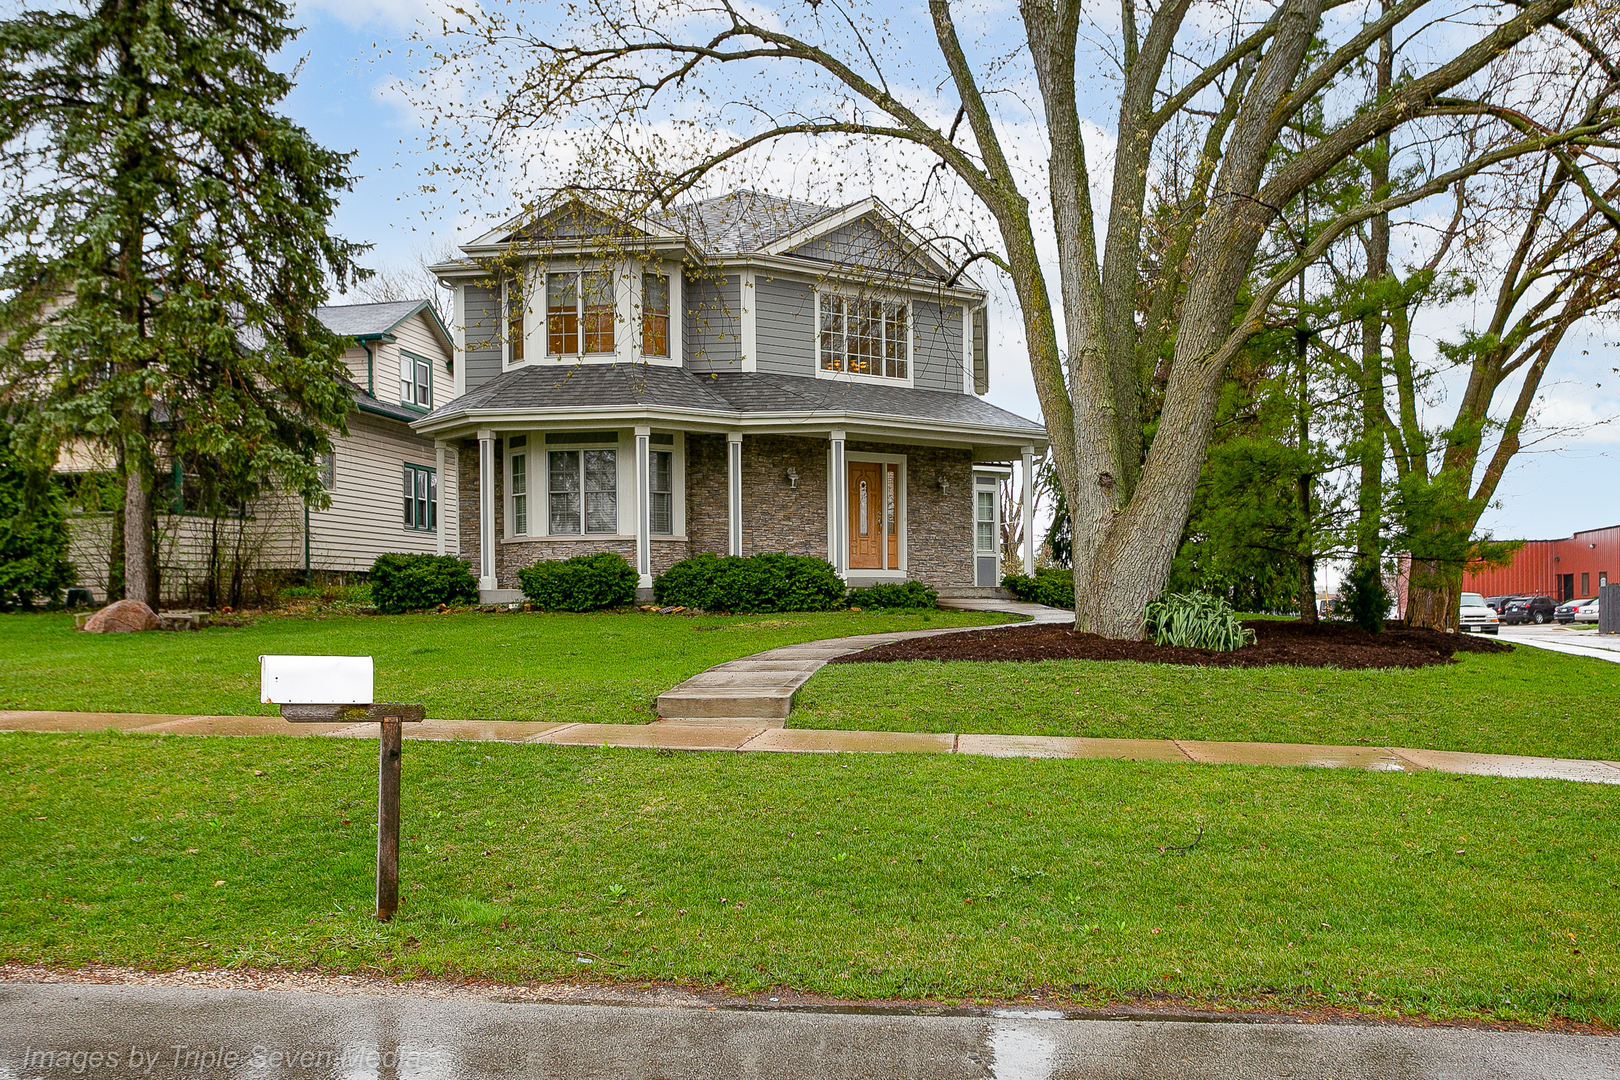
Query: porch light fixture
[[786, 467, 798, 489], [936, 474, 949, 494]]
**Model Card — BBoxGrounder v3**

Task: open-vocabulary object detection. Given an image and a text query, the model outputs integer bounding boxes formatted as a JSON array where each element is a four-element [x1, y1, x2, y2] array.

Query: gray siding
[[912, 300, 963, 392], [754, 276, 816, 376], [683, 272, 742, 371], [463, 285, 502, 393], [788, 216, 938, 279]]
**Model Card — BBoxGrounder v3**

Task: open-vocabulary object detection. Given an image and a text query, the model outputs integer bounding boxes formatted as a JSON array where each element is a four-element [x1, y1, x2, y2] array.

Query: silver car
[[1458, 592, 1500, 634]]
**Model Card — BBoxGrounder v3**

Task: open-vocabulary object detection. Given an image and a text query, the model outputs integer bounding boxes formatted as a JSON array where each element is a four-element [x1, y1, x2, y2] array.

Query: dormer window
[[820, 294, 908, 379], [547, 271, 614, 355], [642, 273, 670, 357]]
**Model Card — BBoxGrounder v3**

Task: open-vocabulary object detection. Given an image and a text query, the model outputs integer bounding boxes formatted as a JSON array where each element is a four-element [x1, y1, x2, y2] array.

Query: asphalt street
[[0, 981, 1615, 1080]]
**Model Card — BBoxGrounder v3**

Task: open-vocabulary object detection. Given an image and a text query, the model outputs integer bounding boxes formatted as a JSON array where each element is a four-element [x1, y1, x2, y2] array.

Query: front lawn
[[0, 608, 1002, 725], [792, 647, 1620, 761], [1, 732, 1615, 1026]]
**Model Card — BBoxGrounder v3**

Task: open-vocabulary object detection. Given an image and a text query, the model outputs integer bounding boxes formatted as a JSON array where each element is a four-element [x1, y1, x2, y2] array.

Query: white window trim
[[813, 289, 916, 388], [539, 434, 622, 537], [972, 468, 1011, 582], [505, 438, 530, 538], [502, 274, 529, 368], [647, 433, 685, 537], [636, 266, 683, 366], [843, 451, 907, 577]]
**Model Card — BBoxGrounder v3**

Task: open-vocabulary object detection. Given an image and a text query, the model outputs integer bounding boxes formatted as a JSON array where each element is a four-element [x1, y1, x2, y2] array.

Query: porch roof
[[412, 367, 1047, 449]]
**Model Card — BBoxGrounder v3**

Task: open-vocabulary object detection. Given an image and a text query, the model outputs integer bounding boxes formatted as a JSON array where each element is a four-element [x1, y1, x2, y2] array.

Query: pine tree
[[0, 0, 365, 606]]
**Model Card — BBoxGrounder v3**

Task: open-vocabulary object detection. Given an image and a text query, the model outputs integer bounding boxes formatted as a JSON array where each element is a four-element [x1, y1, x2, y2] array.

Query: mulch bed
[[834, 618, 1515, 670]]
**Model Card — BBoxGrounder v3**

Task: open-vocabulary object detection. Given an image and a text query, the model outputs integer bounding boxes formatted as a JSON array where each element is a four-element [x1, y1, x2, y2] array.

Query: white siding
[[308, 411, 447, 573]]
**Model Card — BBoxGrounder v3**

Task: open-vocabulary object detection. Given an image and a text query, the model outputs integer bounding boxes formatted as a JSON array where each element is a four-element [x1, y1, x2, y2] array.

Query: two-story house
[[420, 190, 1047, 602]]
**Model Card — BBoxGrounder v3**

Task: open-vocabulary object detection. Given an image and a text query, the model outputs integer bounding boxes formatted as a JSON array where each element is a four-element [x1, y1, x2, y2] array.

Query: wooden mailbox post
[[260, 655, 424, 922]]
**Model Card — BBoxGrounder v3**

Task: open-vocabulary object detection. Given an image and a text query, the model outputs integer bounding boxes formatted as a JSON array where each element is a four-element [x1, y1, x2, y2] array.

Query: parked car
[[1458, 592, 1500, 634], [1556, 598, 1598, 624], [1485, 595, 1511, 613], [1499, 594, 1557, 625]]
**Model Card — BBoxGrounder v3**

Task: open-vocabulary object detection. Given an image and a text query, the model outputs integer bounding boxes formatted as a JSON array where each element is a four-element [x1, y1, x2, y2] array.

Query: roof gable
[[779, 213, 943, 281], [317, 300, 453, 354]]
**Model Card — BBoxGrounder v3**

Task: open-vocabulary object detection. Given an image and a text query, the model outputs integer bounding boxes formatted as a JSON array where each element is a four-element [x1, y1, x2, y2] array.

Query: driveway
[[1, 979, 1614, 1080]]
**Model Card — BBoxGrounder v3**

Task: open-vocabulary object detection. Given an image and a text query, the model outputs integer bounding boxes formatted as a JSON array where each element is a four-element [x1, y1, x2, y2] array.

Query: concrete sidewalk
[[4, 709, 1618, 785], [2, 978, 1614, 1080]]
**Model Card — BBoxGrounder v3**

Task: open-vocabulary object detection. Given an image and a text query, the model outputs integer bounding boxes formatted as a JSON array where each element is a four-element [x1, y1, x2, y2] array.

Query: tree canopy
[[416, 0, 1620, 636]]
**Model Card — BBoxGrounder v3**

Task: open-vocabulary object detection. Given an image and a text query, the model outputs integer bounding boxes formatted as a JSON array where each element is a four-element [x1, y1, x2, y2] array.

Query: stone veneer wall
[[458, 433, 977, 590], [739, 435, 831, 558]]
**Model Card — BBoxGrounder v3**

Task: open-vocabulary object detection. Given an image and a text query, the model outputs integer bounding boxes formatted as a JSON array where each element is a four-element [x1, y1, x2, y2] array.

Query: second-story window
[[642, 273, 670, 357], [507, 280, 524, 364], [820, 294, 908, 379], [399, 353, 431, 407], [547, 271, 615, 355]]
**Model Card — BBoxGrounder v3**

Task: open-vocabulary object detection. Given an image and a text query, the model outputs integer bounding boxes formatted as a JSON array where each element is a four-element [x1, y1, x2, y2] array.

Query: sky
[[278, 0, 1620, 551]]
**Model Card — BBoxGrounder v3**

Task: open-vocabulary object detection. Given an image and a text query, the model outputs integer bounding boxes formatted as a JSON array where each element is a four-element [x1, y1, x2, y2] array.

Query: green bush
[[654, 552, 845, 613], [1001, 567, 1075, 609], [368, 553, 478, 614], [1143, 590, 1254, 651], [849, 580, 938, 609], [518, 551, 638, 612], [651, 552, 726, 608]]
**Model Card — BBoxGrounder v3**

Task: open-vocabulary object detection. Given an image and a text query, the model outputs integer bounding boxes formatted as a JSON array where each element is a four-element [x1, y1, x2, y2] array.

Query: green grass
[[0, 609, 1002, 724], [791, 648, 1620, 761], [2, 731, 1616, 1025]]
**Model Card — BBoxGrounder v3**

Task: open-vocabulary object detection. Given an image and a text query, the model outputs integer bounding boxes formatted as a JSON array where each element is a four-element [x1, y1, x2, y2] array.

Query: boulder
[[82, 599, 161, 633]]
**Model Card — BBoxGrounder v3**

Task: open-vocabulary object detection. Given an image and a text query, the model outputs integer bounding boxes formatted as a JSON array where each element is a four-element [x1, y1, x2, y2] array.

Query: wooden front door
[[848, 461, 884, 569]]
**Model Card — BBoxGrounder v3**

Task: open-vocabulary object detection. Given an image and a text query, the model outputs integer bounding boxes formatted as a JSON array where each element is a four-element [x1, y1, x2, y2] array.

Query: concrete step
[[656, 686, 796, 719]]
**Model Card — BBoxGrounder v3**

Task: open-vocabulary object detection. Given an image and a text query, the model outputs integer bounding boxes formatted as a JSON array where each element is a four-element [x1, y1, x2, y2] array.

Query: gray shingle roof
[[652, 190, 842, 255], [317, 300, 430, 338], [424, 365, 1043, 438]]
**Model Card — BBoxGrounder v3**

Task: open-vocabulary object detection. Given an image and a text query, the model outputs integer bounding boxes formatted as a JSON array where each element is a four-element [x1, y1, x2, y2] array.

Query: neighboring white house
[[62, 299, 460, 603]]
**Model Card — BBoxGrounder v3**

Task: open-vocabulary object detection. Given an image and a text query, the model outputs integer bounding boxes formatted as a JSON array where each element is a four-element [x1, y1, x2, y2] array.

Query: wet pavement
[[1, 979, 1615, 1080], [1500, 623, 1620, 661]]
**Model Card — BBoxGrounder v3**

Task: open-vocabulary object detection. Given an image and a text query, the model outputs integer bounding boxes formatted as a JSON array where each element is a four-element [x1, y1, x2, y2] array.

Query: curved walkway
[[654, 598, 1071, 723]]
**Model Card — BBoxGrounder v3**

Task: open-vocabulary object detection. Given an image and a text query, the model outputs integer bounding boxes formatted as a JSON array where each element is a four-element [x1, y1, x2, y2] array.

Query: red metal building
[[1464, 524, 1619, 601]]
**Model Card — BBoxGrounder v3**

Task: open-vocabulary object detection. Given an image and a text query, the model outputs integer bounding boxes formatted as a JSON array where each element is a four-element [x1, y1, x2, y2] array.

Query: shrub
[[518, 551, 638, 612], [849, 580, 938, 609], [1338, 561, 1392, 634], [368, 553, 478, 614], [654, 552, 845, 613], [652, 552, 726, 608], [1001, 567, 1075, 609], [1143, 590, 1254, 651]]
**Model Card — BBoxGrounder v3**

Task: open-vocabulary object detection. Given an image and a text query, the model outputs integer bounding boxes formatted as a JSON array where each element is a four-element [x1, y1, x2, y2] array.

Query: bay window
[[642, 273, 670, 357], [548, 448, 617, 534], [546, 270, 615, 355]]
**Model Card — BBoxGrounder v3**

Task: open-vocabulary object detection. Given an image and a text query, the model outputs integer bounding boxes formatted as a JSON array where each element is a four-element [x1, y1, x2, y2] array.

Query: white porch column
[[634, 425, 652, 589], [727, 432, 744, 556], [434, 441, 449, 557], [1021, 445, 1036, 576], [829, 429, 847, 576], [477, 429, 496, 590]]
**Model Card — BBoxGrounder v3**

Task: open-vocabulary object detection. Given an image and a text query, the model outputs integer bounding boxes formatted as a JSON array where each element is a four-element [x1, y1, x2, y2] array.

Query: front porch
[[437, 428, 1037, 604]]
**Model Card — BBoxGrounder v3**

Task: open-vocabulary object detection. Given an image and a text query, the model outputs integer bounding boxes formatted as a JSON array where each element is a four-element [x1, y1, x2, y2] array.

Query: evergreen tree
[[0, 422, 74, 609], [0, 0, 364, 607]]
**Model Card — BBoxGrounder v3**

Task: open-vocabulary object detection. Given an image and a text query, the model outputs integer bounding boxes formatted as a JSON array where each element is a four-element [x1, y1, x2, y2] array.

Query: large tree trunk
[[122, 430, 157, 609], [1405, 557, 1461, 631]]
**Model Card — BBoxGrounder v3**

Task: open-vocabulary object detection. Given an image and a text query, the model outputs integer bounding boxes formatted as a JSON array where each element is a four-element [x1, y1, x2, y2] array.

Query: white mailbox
[[260, 655, 374, 705]]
